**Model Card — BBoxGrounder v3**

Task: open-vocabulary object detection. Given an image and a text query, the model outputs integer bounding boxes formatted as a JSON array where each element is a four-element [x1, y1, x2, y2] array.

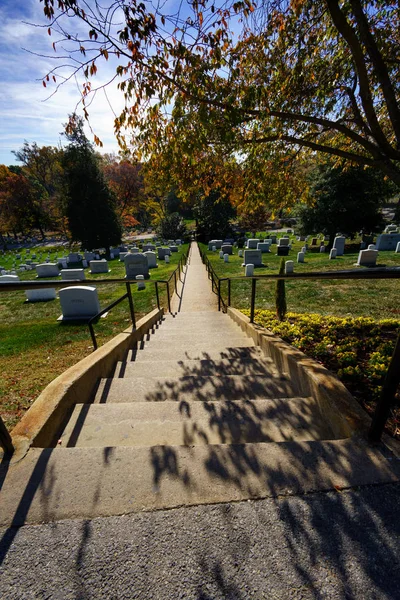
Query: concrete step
[[59, 398, 333, 448], [2, 438, 400, 526], [147, 323, 243, 334], [141, 333, 251, 345], [93, 374, 296, 403], [127, 346, 264, 362], [133, 337, 255, 353], [114, 357, 277, 379]]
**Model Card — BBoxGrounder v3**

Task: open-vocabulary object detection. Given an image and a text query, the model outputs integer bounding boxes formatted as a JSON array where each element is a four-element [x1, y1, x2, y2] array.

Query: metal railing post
[[0, 417, 14, 456], [218, 279, 221, 311], [174, 270, 177, 291], [155, 281, 160, 310], [126, 282, 136, 328], [88, 322, 98, 351], [250, 278, 257, 323], [166, 282, 172, 313], [369, 332, 400, 442], [228, 279, 231, 307]]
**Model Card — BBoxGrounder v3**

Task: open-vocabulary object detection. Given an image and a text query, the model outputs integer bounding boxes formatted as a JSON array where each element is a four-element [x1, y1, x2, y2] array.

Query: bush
[[157, 212, 187, 240]]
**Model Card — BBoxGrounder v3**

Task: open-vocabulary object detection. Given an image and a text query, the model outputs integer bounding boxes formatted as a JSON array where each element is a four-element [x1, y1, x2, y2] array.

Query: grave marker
[[90, 259, 110, 274], [124, 253, 150, 279], [58, 286, 100, 320]]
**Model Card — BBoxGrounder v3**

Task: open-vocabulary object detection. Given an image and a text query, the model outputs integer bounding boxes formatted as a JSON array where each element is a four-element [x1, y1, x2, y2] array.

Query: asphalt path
[[1, 482, 399, 599]]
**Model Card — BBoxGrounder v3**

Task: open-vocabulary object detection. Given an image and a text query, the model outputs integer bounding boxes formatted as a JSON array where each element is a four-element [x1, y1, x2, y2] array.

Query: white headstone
[[368, 244, 376, 250], [329, 248, 337, 259], [243, 249, 263, 267], [36, 263, 59, 278], [245, 264, 254, 277], [58, 286, 100, 320], [165, 255, 170, 263], [224, 254, 229, 263], [297, 252, 305, 263], [61, 269, 86, 281], [219, 251, 224, 259], [238, 249, 243, 258], [144, 251, 158, 268], [320, 245, 326, 253], [0, 274, 20, 283], [124, 253, 149, 279], [136, 274, 145, 290], [25, 288, 56, 302], [357, 249, 378, 267], [301, 246, 307, 254], [333, 236, 346, 256], [246, 239, 259, 249], [285, 261, 294, 274], [90, 259, 109, 274], [396, 241, 400, 253]]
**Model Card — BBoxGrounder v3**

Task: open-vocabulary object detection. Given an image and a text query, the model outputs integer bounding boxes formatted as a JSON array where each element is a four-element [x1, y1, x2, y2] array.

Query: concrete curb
[[9, 308, 163, 457], [227, 308, 374, 441]]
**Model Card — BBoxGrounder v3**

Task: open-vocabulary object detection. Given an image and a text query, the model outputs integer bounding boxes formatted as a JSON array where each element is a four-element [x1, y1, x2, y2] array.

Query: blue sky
[[0, 0, 124, 166]]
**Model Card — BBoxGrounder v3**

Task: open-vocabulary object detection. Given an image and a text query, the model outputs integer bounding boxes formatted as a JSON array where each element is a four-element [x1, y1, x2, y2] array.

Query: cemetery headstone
[[285, 261, 294, 274], [90, 259, 110, 274], [61, 269, 86, 281], [0, 274, 20, 283], [238, 249, 243, 258], [246, 239, 259, 249], [136, 275, 145, 290], [357, 248, 378, 267], [165, 255, 170, 263], [219, 251, 224, 259], [245, 264, 254, 277], [243, 249, 263, 267], [320, 245, 326, 253], [68, 252, 81, 263], [124, 253, 150, 279], [169, 245, 178, 253], [396, 241, 400, 253], [257, 242, 271, 253], [120, 252, 129, 261], [36, 263, 59, 278], [58, 286, 100, 320], [375, 234, 400, 251], [224, 254, 229, 263], [84, 252, 96, 261], [297, 252, 305, 263], [329, 248, 337, 259], [333, 236, 346, 256], [25, 288, 56, 302], [221, 244, 233, 255], [277, 246, 290, 256], [144, 251, 158, 268], [271, 236, 277, 244]]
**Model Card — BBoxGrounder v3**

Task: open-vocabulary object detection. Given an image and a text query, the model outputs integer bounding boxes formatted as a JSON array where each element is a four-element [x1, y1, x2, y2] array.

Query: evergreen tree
[[61, 115, 122, 249], [193, 191, 236, 242]]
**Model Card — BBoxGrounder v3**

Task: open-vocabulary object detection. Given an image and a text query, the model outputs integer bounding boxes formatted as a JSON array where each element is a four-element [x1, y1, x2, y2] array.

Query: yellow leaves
[[93, 135, 103, 147]]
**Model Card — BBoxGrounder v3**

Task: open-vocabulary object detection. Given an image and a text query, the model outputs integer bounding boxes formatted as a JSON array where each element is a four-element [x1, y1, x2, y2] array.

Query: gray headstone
[[221, 244, 233, 255], [257, 242, 271, 253], [223, 254, 229, 263], [58, 286, 100, 319], [124, 253, 149, 279], [243, 249, 263, 267], [396, 241, 400, 253], [0, 274, 20, 283], [68, 252, 81, 263], [297, 252, 305, 263], [36, 263, 59, 278], [169, 245, 178, 253], [25, 288, 56, 302], [136, 274, 145, 290], [329, 248, 337, 259], [84, 252, 96, 261], [61, 269, 86, 281], [375, 234, 400, 251], [246, 239, 259, 249], [90, 259, 109, 274]]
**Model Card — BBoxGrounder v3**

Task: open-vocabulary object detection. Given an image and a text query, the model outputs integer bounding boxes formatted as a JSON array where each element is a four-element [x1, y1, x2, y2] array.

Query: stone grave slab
[[221, 244, 233, 255], [125, 253, 150, 279], [257, 242, 270, 253], [333, 236, 346, 256], [25, 288, 56, 302], [67, 253, 81, 263], [144, 251, 158, 268], [242, 249, 263, 267], [357, 249, 378, 267], [58, 286, 101, 321], [246, 239, 259, 249], [376, 234, 400, 251], [36, 263, 59, 278], [90, 260, 110, 274], [277, 246, 290, 256], [84, 252, 96, 262], [61, 269, 86, 281]]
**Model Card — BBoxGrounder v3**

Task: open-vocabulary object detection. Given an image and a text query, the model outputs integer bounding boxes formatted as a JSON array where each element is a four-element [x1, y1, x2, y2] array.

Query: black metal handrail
[[198, 243, 400, 443], [0, 246, 190, 453]]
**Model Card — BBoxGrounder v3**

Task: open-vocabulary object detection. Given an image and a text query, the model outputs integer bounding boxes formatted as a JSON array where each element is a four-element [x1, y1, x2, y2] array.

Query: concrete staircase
[[59, 311, 334, 449]]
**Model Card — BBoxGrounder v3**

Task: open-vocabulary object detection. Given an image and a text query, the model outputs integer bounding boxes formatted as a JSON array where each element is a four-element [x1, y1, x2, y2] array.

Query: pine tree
[[61, 115, 122, 249]]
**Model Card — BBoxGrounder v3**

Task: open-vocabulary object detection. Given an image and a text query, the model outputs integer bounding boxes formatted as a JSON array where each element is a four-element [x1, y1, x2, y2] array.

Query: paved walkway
[[173, 243, 217, 312]]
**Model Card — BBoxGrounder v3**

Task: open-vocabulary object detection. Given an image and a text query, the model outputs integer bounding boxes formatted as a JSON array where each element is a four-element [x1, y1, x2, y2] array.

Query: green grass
[[199, 240, 400, 319], [0, 244, 188, 429]]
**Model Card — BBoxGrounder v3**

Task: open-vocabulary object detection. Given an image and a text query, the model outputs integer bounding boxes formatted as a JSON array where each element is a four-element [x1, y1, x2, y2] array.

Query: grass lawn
[[199, 240, 400, 319], [0, 243, 189, 430]]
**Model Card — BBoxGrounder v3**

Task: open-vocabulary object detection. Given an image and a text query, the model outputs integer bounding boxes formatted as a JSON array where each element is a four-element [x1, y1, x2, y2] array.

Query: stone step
[[3, 438, 399, 526], [148, 322, 243, 334], [93, 374, 296, 404], [114, 357, 277, 379], [59, 398, 333, 448], [141, 332, 250, 345], [133, 337, 255, 353], [127, 346, 264, 362]]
